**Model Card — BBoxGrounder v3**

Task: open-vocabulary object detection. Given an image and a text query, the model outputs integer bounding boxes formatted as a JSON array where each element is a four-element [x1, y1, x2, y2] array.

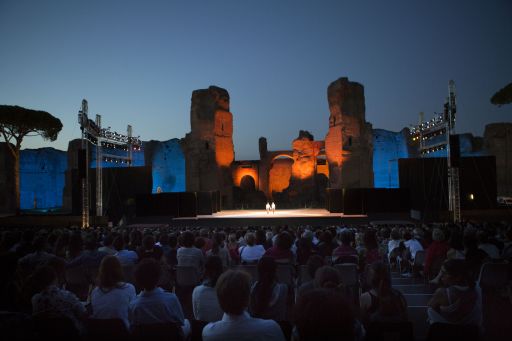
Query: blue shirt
[[202, 311, 285, 341], [129, 287, 185, 327]]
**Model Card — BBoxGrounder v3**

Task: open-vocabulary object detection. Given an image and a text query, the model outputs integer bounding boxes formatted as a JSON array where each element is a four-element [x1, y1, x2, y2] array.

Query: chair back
[[334, 255, 359, 265], [176, 266, 201, 287], [477, 262, 510, 290], [413, 250, 426, 267], [85, 318, 129, 340], [234, 265, 259, 284], [190, 319, 208, 341], [276, 265, 295, 286], [132, 322, 184, 341], [334, 263, 359, 286], [65, 266, 91, 300], [33, 315, 81, 340], [426, 322, 480, 341], [297, 265, 312, 286], [365, 321, 414, 341], [122, 263, 136, 284]]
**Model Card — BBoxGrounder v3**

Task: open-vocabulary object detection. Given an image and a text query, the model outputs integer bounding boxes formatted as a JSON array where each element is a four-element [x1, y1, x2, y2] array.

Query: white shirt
[[129, 287, 185, 326], [404, 239, 423, 260], [91, 283, 136, 328], [192, 284, 223, 322], [115, 249, 139, 266], [202, 311, 285, 341], [238, 245, 266, 263], [177, 247, 205, 271]]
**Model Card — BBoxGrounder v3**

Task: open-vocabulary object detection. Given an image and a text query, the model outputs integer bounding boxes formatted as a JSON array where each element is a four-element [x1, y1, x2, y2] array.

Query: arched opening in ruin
[[240, 175, 256, 192]]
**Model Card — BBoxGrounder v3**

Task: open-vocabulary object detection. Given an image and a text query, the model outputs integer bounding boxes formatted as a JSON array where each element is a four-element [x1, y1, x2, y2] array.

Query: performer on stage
[[271, 201, 276, 214], [266, 202, 270, 214]]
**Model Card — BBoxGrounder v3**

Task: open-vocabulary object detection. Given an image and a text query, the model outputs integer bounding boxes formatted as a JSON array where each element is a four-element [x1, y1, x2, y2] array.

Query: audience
[[239, 232, 266, 264], [202, 270, 285, 341], [192, 255, 224, 322], [427, 259, 482, 326], [249, 257, 288, 321], [129, 258, 190, 337], [89, 255, 136, 328]]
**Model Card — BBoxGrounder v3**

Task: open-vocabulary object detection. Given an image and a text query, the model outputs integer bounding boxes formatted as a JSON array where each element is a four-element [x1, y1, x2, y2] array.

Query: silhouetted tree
[[490, 82, 512, 107], [0, 105, 62, 214]]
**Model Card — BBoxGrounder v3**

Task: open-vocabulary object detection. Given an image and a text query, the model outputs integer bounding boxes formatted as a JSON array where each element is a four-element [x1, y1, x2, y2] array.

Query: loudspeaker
[[178, 192, 197, 217], [197, 191, 213, 215], [78, 149, 87, 179], [449, 135, 460, 167], [326, 188, 343, 213]]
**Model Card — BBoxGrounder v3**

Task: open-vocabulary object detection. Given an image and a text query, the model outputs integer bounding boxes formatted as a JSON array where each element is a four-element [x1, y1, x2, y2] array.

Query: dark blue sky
[[1, 0, 511, 160]]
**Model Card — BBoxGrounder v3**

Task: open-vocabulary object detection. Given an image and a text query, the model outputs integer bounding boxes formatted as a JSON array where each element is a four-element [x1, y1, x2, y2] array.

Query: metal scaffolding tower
[[409, 80, 460, 223], [78, 100, 142, 228]]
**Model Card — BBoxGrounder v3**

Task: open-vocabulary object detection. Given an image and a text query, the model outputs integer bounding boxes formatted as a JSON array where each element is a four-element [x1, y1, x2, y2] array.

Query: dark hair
[[255, 230, 267, 245], [306, 254, 325, 278], [142, 234, 155, 251], [134, 258, 161, 290], [194, 237, 205, 249], [390, 228, 400, 241], [181, 231, 195, 247], [314, 266, 340, 289], [31, 265, 57, 292], [84, 232, 97, 250], [103, 233, 114, 247], [211, 233, 224, 255], [113, 236, 124, 251], [216, 270, 251, 315], [250, 257, 277, 316], [368, 262, 407, 317], [204, 255, 224, 287], [98, 255, 124, 289], [363, 229, 379, 250], [340, 230, 353, 245], [443, 259, 473, 287], [276, 232, 293, 250], [293, 288, 355, 341]]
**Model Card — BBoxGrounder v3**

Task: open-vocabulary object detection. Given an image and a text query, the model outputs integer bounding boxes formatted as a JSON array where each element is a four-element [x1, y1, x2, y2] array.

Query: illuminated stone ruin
[[325, 77, 374, 188], [183, 85, 234, 207]]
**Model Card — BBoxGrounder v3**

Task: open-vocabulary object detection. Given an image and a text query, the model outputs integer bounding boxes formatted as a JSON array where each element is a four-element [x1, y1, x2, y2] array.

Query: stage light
[[469, 193, 475, 200]]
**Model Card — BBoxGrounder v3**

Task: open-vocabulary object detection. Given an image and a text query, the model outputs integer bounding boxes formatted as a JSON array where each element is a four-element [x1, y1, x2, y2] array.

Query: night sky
[[1, 0, 511, 160]]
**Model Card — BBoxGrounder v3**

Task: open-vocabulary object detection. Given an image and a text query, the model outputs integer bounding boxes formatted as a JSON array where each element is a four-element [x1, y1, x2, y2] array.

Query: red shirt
[[424, 240, 449, 276]]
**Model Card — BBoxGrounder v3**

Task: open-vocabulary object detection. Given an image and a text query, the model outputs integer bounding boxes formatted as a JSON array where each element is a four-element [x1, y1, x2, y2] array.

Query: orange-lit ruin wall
[[214, 109, 235, 167], [269, 158, 293, 193]]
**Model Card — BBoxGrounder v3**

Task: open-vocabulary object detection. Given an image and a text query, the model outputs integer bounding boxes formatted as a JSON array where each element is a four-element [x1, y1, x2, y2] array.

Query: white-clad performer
[[265, 202, 270, 214], [271, 201, 276, 214]]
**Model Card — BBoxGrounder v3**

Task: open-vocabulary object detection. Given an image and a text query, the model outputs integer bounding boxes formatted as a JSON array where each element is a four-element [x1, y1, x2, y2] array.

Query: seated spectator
[[249, 257, 288, 321], [264, 232, 295, 264], [98, 233, 116, 255], [387, 228, 402, 263], [424, 228, 449, 279], [317, 230, 338, 258], [226, 233, 240, 264], [90, 255, 136, 328], [427, 259, 482, 326], [113, 236, 138, 266], [477, 230, 500, 259], [360, 262, 408, 325], [67, 233, 107, 270], [463, 234, 489, 282], [403, 230, 423, 262], [192, 256, 224, 322], [239, 232, 266, 264], [207, 233, 231, 268], [359, 229, 382, 270], [31, 265, 87, 333], [177, 231, 205, 273], [17, 235, 57, 281], [297, 255, 325, 298], [129, 258, 190, 337], [313, 265, 342, 290], [333, 230, 358, 264], [136, 234, 163, 261], [429, 230, 465, 285], [293, 288, 358, 341], [202, 270, 285, 341]]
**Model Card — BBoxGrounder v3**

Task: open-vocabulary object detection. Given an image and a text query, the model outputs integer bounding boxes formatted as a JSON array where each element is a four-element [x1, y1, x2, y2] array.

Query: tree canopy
[[0, 105, 63, 152], [490, 82, 512, 107]]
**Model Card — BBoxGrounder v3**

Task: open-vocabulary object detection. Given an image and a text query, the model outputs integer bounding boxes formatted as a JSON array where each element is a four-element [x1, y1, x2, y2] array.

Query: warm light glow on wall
[[233, 167, 259, 187], [269, 158, 293, 193]]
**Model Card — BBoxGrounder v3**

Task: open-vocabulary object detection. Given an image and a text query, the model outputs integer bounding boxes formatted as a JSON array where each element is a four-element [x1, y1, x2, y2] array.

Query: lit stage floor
[[176, 208, 367, 219]]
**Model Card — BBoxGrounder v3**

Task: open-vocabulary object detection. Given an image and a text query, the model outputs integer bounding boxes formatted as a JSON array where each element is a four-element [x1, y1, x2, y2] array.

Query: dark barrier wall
[[398, 156, 497, 212], [72, 166, 152, 221], [136, 192, 197, 217], [326, 188, 410, 214]]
